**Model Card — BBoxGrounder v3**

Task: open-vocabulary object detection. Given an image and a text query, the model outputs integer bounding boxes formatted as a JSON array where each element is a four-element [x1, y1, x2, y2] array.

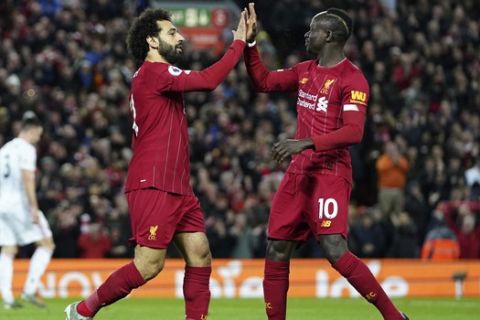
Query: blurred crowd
[[0, 0, 479, 260]]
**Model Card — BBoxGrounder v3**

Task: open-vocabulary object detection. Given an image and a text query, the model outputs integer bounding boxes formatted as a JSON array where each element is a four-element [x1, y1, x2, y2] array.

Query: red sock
[[333, 251, 403, 320], [184, 266, 211, 320], [263, 259, 290, 320], [77, 262, 146, 317]]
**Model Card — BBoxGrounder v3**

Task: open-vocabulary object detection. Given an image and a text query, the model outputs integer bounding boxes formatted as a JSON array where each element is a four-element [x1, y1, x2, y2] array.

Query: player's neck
[[145, 50, 170, 64], [18, 132, 33, 144], [316, 47, 345, 67]]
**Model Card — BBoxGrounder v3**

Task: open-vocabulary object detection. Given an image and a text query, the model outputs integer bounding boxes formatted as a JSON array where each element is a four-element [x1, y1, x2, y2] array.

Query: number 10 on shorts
[[318, 198, 338, 219]]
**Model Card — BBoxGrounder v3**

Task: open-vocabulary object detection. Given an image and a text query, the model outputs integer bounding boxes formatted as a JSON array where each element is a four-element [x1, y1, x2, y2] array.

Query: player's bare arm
[[21, 169, 40, 224]]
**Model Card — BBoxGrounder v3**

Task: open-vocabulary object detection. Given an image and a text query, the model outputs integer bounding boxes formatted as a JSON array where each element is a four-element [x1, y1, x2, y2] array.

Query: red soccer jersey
[[125, 40, 245, 195], [245, 45, 369, 184]]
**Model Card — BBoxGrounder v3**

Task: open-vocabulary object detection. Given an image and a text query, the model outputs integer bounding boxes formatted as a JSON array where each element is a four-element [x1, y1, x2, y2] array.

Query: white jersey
[[0, 137, 37, 213]]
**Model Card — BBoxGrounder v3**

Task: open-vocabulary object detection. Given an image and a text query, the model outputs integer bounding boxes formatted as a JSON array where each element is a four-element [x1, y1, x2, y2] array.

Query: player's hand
[[30, 208, 40, 224], [272, 139, 314, 163], [233, 10, 247, 42], [246, 3, 257, 43]]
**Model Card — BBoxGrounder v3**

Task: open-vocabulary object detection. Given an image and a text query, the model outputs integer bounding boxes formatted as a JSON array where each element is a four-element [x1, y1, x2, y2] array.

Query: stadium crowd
[[0, 0, 479, 259]]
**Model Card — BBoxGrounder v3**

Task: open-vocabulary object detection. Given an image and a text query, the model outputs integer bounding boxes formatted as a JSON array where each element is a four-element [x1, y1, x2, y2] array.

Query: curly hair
[[126, 8, 171, 65]]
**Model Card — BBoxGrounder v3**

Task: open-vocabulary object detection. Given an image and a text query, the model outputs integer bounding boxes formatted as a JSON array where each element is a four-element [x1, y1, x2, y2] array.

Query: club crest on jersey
[[320, 78, 335, 94], [168, 66, 183, 76], [148, 225, 158, 240]]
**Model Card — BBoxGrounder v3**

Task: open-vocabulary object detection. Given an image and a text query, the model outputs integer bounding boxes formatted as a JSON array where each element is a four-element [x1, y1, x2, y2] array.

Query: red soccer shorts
[[125, 188, 205, 249], [268, 173, 351, 241]]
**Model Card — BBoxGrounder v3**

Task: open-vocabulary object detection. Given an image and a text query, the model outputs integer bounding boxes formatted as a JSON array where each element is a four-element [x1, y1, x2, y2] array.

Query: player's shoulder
[[295, 59, 317, 72], [140, 62, 188, 78], [341, 60, 366, 77], [16, 138, 35, 153], [1, 138, 33, 155], [340, 60, 369, 86]]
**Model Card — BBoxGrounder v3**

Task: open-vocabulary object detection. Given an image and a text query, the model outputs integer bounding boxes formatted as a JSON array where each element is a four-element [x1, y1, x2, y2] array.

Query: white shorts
[[0, 209, 53, 246]]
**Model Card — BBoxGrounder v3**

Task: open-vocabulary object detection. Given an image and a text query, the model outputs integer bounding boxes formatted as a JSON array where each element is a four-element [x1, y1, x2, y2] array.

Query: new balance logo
[[316, 97, 328, 112], [321, 220, 332, 228]]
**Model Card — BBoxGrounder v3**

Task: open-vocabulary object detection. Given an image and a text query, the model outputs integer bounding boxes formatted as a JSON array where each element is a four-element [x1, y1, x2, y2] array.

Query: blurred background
[[0, 0, 479, 263]]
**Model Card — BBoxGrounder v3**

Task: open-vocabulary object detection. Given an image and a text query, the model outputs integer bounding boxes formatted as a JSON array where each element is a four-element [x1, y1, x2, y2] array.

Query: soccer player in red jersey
[[244, 4, 408, 320], [65, 8, 248, 320]]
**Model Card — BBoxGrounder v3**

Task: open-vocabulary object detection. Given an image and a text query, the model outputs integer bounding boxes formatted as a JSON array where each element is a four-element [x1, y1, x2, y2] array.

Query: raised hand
[[246, 2, 257, 43], [233, 10, 247, 42]]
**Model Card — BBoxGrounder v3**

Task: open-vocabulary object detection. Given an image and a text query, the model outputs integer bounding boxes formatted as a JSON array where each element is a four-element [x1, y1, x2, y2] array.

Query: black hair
[[126, 8, 172, 65], [317, 8, 353, 43], [21, 111, 42, 129]]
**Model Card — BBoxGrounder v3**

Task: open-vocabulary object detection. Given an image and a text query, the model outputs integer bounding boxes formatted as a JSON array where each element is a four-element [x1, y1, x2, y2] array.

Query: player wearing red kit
[[244, 4, 408, 320], [65, 8, 248, 320]]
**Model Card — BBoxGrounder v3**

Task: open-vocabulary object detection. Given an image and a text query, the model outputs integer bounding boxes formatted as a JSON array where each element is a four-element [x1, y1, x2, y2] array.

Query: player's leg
[[72, 245, 165, 319], [0, 245, 20, 309], [312, 175, 404, 320], [263, 173, 308, 320], [21, 237, 55, 308], [67, 188, 183, 319], [174, 232, 212, 320], [318, 234, 405, 320], [0, 214, 22, 309], [21, 210, 56, 307], [264, 239, 297, 320]]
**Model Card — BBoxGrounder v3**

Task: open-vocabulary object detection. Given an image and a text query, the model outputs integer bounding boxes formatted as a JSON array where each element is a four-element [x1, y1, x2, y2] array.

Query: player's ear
[[326, 30, 334, 42], [146, 35, 158, 49]]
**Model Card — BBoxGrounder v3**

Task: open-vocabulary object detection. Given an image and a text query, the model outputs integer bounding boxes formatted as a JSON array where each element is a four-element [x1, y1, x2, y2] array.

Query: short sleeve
[[19, 144, 36, 171]]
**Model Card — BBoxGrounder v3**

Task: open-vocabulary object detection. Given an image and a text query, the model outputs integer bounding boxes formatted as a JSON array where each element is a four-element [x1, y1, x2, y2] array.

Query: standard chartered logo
[[297, 89, 329, 113]]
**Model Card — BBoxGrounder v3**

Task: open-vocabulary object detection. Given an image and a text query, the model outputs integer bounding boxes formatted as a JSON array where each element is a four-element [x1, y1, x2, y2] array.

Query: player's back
[[0, 138, 36, 209]]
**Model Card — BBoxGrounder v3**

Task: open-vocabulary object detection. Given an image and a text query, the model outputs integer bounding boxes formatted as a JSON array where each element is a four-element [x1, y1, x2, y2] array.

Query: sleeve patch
[[343, 104, 359, 111], [168, 66, 183, 76], [349, 90, 367, 104]]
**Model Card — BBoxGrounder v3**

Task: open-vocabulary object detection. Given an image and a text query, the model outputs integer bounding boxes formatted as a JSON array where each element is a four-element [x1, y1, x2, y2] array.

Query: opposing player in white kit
[[0, 111, 55, 309]]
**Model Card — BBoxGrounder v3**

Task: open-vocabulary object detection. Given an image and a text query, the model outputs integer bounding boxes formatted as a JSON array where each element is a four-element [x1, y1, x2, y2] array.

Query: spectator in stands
[[386, 211, 419, 258], [376, 141, 409, 217], [465, 157, 480, 188], [421, 225, 460, 260], [442, 202, 480, 259], [77, 222, 112, 259], [404, 181, 431, 245], [350, 208, 387, 258]]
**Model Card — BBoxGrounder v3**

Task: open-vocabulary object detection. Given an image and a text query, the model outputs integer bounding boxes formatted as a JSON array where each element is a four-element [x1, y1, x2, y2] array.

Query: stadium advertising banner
[[12, 259, 480, 298], [152, 1, 236, 55]]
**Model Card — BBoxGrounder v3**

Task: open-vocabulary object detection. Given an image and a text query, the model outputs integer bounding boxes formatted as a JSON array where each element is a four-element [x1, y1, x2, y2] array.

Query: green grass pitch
[[1, 297, 478, 319]]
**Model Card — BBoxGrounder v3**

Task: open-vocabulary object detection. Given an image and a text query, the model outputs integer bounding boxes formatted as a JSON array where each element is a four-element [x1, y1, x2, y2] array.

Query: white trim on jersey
[[343, 104, 359, 112]]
